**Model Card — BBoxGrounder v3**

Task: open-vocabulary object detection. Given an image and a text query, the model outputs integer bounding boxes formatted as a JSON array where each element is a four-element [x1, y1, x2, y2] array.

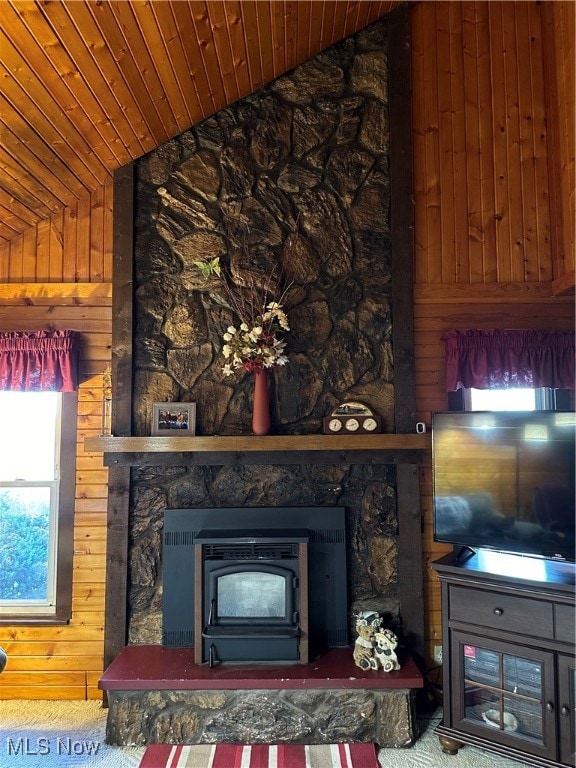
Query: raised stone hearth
[[101, 646, 422, 747]]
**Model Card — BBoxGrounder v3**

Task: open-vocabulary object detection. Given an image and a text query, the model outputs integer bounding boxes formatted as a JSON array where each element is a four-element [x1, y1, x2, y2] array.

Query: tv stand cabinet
[[432, 551, 575, 767]]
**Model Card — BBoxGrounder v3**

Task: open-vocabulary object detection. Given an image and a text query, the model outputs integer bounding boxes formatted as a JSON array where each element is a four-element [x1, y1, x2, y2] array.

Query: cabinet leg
[[438, 734, 464, 755]]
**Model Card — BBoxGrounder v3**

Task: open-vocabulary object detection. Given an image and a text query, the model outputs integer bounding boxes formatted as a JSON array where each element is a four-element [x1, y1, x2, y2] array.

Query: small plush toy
[[374, 628, 401, 672], [353, 610, 383, 670]]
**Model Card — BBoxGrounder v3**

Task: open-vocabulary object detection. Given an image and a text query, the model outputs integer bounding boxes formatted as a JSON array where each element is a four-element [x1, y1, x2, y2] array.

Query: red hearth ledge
[[99, 645, 423, 692]]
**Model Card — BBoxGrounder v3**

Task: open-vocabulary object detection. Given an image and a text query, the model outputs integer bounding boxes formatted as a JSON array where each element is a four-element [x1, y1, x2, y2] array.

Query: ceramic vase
[[252, 369, 271, 436]]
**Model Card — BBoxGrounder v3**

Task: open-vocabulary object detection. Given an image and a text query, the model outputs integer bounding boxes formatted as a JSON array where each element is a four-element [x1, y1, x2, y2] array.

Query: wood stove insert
[[163, 507, 348, 665], [195, 529, 309, 665]]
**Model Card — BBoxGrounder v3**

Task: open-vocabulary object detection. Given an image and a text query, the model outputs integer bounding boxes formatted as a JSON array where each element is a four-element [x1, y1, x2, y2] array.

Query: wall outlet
[[433, 645, 443, 665]]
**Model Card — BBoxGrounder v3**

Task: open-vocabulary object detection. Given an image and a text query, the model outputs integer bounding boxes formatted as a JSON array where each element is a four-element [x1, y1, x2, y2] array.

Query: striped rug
[[139, 743, 379, 768]]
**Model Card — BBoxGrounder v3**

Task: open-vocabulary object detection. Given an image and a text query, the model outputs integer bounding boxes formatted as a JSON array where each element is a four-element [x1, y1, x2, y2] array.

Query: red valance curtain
[[442, 329, 575, 391], [0, 330, 79, 392]]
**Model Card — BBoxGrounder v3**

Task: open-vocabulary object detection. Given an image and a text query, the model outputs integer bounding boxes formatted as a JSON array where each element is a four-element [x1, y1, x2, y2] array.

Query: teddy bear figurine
[[352, 610, 383, 670], [373, 628, 401, 672]]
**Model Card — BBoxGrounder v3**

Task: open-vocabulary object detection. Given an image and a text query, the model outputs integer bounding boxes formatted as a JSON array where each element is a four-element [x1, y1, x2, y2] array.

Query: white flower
[[226, 326, 237, 335], [222, 364, 233, 376], [222, 345, 232, 358]]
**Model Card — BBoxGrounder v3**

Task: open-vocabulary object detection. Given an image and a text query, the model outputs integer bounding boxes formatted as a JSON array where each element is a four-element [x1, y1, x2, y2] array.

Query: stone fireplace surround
[[97, 7, 424, 748]]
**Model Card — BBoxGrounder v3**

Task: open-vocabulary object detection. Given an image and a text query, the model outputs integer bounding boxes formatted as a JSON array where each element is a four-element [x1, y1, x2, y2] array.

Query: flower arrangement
[[195, 257, 290, 376]]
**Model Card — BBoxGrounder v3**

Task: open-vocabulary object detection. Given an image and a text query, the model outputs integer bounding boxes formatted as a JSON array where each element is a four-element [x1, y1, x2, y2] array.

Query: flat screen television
[[433, 411, 575, 562]]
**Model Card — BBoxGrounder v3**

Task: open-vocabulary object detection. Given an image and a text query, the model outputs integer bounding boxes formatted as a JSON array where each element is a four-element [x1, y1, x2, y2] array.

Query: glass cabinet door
[[451, 631, 556, 762], [558, 654, 575, 767]]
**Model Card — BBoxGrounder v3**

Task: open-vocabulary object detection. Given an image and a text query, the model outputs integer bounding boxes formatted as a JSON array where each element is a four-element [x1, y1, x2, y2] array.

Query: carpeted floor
[[0, 700, 534, 768]]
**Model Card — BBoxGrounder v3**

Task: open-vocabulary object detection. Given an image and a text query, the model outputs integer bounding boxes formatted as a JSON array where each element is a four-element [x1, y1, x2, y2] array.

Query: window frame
[[0, 391, 76, 625]]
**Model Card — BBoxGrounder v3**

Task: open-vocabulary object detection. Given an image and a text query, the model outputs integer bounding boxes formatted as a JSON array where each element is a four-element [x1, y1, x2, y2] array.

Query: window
[[450, 388, 569, 413], [0, 391, 76, 622], [463, 388, 559, 412]]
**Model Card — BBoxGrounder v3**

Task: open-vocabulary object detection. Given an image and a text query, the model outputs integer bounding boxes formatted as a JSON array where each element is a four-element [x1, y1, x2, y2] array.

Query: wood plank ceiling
[[0, 0, 402, 245]]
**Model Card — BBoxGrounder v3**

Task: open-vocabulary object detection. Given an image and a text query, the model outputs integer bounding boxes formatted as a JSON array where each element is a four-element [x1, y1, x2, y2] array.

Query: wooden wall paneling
[[239, 1, 266, 92], [0, 187, 111, 702], [284, 0, 308, 72], [435, 2, 457, 285], [447, 2, 469, 284], [34, 219, 50, 281], [0, 19, 112, 187], [130, 2, 192, 131], [475, 2, 498, 284], [520, 2, 551, 282], [6, 233, 23, 281], [503, 4, 525, 283], [308, 1, 325, 58], [555, 0, 575, 278], [149, 0, 205, 126], [94, 1, 175, 145], [62, 201, 78, 281], [0, 152, 60, 227], [75, 193, 92, 282], [205, 1, 245, 107], [541, 1, 575, 287], [0, 183, 46, 239], [190, 3, 229, 113], [488, 2, 511, 283], [269, 1, 288, 76], [47, 1, 149, 160], [417, 2, 442, 284], [6, 0, 131, 169], [2, 4, 105, 197], [102, 180, 114, 283], [330, 2, 350, 44], [48, 208, 64, 281], [0, 306, 112, 332], [89, 185, 105, 282], [410, 4, 426, 286], [221, 1, 254, 99], [1, 111, 85, 205], [1, 49, 107, 192], [461, 2, 483, 284], [343, 1, 362, 39], [0, 241, 12, 284], [169, 3, 214, 119], [318, 1, 335, 52], [0, 204, 25, 243]]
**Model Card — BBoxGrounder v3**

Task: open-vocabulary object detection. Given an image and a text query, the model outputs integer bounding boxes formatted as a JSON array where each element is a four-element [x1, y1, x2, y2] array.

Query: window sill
[[0, 616, 70, 625]]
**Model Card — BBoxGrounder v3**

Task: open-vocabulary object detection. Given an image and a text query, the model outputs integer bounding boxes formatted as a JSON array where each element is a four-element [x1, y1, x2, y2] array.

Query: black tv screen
[[433, 411, 575, 562]]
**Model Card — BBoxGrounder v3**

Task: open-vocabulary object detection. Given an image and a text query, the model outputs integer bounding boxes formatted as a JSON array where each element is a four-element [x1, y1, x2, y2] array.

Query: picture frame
[[152, 402, 196, 436]]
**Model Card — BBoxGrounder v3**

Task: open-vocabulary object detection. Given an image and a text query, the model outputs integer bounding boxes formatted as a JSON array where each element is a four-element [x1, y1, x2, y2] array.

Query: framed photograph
[[152, 402, 196, 436]]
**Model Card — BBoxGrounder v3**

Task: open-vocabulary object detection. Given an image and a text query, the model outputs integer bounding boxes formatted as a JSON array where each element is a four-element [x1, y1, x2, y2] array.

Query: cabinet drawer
[[449, 586, 554, 639], [555, 603, 575, 644]]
